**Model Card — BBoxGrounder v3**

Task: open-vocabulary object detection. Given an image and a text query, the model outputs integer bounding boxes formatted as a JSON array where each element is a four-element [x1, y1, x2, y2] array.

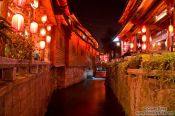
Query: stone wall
[[109, 69, 175, 116], [0, 72, 55, 116], [55, 67, 86, 88]]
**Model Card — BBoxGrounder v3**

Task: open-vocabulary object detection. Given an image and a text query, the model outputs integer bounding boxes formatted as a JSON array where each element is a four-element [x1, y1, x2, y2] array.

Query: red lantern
[[13, 0, 26, 7], [130, 43, 134, 49], [40, 28, 46, 36], [41, 15, 47, 23], [142, 44, 146, 50], [46, 25, 51, 31], [12, 13, 24, 32], [46, 35, 51, 43], [142, 35, 146, 42], [169, 24, 174, 33], [141, 25, 146, 33], [39, 41, 45, 49], [30, 21, 38, 33]]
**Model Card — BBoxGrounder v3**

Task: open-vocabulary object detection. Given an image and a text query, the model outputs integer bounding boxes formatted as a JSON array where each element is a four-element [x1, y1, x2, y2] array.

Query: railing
[[0, 56, 50, 81]]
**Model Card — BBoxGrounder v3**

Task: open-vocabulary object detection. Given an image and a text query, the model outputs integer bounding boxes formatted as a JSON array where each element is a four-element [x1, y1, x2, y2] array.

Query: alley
[[45, 80, 125, 116]]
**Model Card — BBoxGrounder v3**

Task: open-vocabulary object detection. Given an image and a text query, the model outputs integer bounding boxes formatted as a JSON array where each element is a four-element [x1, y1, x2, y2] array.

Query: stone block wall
[[0, 72, 56, 116], [109, 69, 175, 116], [64, 67, 86, 87]]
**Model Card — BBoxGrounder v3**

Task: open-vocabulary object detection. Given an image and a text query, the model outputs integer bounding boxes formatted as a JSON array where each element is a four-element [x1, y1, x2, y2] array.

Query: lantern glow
[[169, 24, 174, 33], [47, 25, 52, 31], [40, 28, 46, 36], [12, 13, 24, 32], [30, 21, 38, 33], [116, 42, 120, 47], [142, 25, 146, 33], [46, 35, 51, 43], [13, 0, 26, 7], [130, 43, 134, 49], [41, 15, 47, 23], [39, 41, 45, 49], [142, 35, 146, 42], [142, 44, 146, 50]]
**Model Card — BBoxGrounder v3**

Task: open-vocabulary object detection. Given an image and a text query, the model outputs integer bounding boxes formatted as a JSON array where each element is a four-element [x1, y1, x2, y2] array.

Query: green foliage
[[141, 52, 175, 82]]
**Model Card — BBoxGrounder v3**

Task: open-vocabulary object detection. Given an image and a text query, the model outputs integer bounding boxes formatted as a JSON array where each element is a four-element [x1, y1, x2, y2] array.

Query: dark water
[[45, 80, 125, 116]]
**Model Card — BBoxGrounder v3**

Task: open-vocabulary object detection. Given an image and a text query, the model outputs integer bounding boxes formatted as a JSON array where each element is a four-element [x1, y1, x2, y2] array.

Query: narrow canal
[[45, 79, 125, 116]]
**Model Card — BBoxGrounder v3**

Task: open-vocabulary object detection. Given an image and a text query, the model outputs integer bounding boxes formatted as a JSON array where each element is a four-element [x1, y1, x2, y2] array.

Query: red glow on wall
[[13, 0, 26, 7]]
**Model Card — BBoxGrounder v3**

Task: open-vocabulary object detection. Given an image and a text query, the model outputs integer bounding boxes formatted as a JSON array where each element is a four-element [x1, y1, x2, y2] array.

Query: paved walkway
[[45, 80, 125, 116]]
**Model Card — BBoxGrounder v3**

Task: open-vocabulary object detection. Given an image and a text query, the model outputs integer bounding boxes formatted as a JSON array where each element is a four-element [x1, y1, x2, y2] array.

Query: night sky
[[68, 0, 127, 45]]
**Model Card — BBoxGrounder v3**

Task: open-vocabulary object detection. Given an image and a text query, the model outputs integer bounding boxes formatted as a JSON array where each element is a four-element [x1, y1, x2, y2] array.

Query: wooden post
[[146, 25, 150, 52]]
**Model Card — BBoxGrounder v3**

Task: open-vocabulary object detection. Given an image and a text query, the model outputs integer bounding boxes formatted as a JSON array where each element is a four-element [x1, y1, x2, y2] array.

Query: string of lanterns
[[11, 0, 52, 50]]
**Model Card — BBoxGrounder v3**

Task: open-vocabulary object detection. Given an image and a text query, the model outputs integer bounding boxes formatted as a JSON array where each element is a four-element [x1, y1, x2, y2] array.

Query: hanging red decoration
[[142, 35, 146, 42], [40, 28, 46, 36], [142, 44, 146, 50], [39, 41, 45, 49], [12, 13, 24, 32], [41, 15, 47, 23], [46, 25, 52, 31], [46, 35, 51, 43], [13, 0, 26, 7], [30, 21, 38, 33], [141, 25, 146, 33]]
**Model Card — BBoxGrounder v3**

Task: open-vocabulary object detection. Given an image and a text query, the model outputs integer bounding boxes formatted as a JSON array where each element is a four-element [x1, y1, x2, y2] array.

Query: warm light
[[8, 12, 11, 17], [130, 43, 134, 49], [116, 42, 120, 46], [142, 35, 146, 42], [142, 25, 146, 33], [157, 42, 161, 46], [165, 40, 167, 47], [124, 42, 127, 46], [41, 15, 47, 23], [12, 13, 24, 32], [46, 25, 51, 31], [138, 43, 141, 48], [30, 21, 38, 33], [46, 35, 51, 43], [13, 0, 26, 7], [25, 29, 29, 36], [40, 28, 46, 36], [150, 36, 152, 42], [155, 9, 167, 22], [142, 44, 146, 50], [169, 24, 174, 33], [39, 41, 45, 49], [31, 0, 39, 9], [152, 43, 156, 48]]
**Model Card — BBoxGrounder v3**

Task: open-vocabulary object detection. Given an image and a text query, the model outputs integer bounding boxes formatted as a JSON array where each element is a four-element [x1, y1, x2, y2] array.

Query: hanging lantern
[[46, 35, 51, 43], [153, 43, 156, 48], [157, 42, 161, 46], [142, 25, 146, 33], [40, 28, 46, 36], [13, 0, 26, 7], [46, 25, 51, 31], [142, 35, 146, 42], [30, 21, 38, 33], [39, 41, 45, 49], [169, 24, 174, 33], [116, 42, 120, 47], [41, 15, 47, 23], [130, 43, 134, 49], [142, 44, 146, 50], [33, 0, 39, 9], [12, 13, 24, 32]]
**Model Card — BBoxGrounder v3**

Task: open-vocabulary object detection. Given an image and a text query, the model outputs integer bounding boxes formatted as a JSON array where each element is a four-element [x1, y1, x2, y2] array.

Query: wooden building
[[0, 0, 98, 88], [117, 0, 175, 54]]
